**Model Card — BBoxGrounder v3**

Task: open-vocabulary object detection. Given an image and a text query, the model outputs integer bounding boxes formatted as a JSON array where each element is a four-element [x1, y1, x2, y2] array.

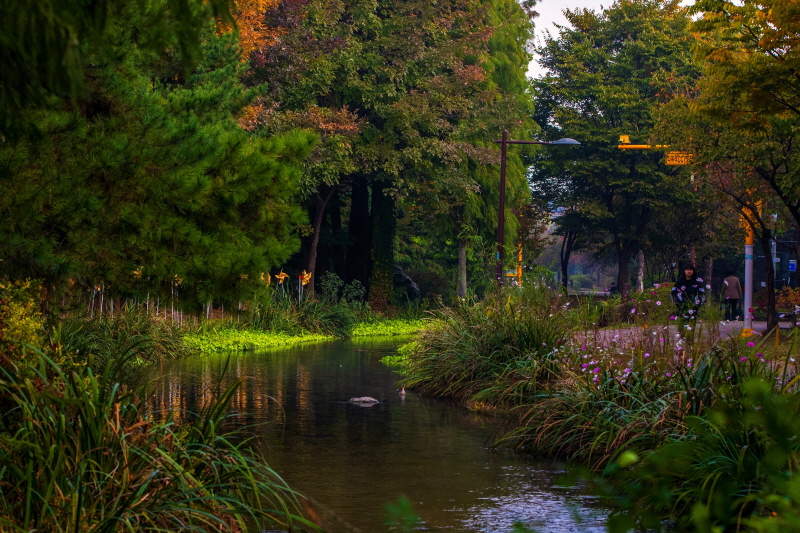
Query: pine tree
[[0, 2, 314, 309]]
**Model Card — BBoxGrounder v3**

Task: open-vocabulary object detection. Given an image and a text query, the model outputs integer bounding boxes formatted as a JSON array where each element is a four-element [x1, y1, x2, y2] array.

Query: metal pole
[[496, 130, 508, 286], [744, 227, 754, 330]]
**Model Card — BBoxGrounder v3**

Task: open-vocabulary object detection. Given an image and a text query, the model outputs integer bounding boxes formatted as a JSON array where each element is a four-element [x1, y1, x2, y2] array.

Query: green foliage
[[352, 319, 426, 337], [0, 349, 314, 532], [58, 305, 195, 382], [0, 5, 314, 310], [502, 337, 783, 469], [531, 0, 702, 289], [595, 379, 800, 532], [246, 285, 361, 338], [0, 0, 237, 136], [401, 288, 571, 407], [571, 274, 594, 289], [185, 327, 331, 353], [0, 279, 44, 370]]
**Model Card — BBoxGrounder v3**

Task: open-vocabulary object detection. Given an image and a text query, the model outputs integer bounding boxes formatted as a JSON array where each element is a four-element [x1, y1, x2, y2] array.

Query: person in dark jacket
[[671, 264, 706, 321]]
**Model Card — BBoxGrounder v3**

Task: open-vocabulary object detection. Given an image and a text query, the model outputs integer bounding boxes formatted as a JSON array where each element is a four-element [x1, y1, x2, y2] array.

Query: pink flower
[[581, 345, 587, 351], [631, 308, 636, 313], [656, 301, 661, 306], [747, 342, 755, 347], [670, 316, 676, 320], [666, 372, 672, 377], [740, 357, 747, 362], [644, 353, 650, 357], [593, 367, 600, 373], [659, 338, 664, 343]]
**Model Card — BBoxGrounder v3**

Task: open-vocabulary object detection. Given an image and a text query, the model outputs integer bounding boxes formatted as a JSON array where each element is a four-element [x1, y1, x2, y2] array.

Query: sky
[[529, 0, 610, 77], [529, 0, 697, 77]]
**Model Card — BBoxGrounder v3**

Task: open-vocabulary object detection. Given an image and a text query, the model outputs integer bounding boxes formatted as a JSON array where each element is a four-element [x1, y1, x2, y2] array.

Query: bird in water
[[396, 384, 406, 397]]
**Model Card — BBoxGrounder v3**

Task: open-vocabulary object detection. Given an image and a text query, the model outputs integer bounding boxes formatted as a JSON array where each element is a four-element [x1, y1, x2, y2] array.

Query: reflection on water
[[149, 339, 606, 532]]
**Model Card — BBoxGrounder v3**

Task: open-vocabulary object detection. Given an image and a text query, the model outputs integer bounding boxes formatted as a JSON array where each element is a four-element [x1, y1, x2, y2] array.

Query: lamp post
[[493, 130, 580, 285]]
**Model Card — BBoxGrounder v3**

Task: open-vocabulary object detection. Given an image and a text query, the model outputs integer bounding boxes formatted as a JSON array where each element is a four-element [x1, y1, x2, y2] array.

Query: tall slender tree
[[530, 0, 700, 295]]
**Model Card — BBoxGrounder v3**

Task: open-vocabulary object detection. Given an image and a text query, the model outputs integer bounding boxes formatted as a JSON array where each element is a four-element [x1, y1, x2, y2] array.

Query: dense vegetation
[[3, 0, 800, 530], [395, 284, 800, 532]]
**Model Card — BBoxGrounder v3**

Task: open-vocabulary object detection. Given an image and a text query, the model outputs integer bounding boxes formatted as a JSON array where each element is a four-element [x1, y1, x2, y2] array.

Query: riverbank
[[393, 288, 800, 531], [184, 318, 426, 352]]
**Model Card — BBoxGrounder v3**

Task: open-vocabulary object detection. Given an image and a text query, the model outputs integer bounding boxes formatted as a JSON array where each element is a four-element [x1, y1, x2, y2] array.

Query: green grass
[[401, 290, 571, 408], [0, 348, 316, 532], [352, 319, 426, 337], [394, 285, 800, 530], [185, 328, 332, 352]]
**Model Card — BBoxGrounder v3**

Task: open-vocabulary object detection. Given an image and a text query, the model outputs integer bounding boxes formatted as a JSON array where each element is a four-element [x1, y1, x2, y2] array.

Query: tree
[[692, 0, 800, 120], [248, 0, 536, 306], [0, 4, 314, 310], [652, 1, 800, 329], [0, 0, 238, 136], [530, 0, 700, 296]]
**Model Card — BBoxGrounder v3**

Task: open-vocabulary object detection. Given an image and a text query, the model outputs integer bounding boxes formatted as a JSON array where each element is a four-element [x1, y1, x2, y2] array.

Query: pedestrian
[[608, 282, 618, 296], [671, 264, 706, 321], [721, 269, 743, 321]]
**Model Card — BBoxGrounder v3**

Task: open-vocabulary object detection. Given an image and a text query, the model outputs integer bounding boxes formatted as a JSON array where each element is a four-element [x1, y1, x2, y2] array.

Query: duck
[[396, 384, 406, 397]]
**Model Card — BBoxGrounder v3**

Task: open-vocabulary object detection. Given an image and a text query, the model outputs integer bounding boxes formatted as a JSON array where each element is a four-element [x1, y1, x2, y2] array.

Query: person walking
[[721, 269, 743, 321], [671, 264, 706, 322]]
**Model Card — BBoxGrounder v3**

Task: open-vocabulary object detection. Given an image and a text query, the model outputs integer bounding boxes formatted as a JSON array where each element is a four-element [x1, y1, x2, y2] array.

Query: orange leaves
[[219, 0, 284, 60]]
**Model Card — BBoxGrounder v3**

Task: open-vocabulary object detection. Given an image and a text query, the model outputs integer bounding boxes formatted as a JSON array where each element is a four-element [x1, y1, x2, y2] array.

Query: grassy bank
[[0, 281, 316, 532], [184, 318, 426, 353], [396, 286, 800, 531]]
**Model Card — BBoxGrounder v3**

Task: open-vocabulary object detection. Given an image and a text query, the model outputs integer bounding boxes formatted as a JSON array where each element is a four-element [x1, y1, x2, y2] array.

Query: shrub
[[59, 305, 196, 383], [0, 279, 44, 371], [570, 274, 593, 289], [595, 379, 800, 533]]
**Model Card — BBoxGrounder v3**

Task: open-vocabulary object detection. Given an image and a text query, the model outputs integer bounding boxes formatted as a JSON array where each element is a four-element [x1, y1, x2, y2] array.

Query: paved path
[[576, 320, 796, 349]]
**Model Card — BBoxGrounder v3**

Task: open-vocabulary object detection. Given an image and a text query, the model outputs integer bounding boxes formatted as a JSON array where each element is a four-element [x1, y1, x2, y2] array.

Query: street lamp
[[493, 130, 580, 285]]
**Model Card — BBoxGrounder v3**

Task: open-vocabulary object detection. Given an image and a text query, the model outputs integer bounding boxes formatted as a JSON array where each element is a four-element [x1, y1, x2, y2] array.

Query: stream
[[149, 338, 607, 532]]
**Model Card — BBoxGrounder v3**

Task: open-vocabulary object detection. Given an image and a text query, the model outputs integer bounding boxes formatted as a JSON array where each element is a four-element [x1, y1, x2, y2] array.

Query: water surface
[[150, 338, 606, 532]]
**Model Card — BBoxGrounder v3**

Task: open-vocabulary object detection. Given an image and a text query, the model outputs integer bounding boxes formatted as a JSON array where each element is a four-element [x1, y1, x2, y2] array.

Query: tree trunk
[[759, 229, 778, 332], [345, 175, 372, 287], [305, 185, 337, 297], [617, 246, 634, 299], [368, 180, 396, 311], [329, 188, 345, 281], [636, 248, 645, 293], [457, 237, 467, 298], [559, 230, 577, 293], [703, 254, 713, 289]]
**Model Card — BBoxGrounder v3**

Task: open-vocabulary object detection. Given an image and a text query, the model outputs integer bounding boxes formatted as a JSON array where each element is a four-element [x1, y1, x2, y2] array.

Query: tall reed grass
[[403, 288, 571, 408], [0, 347, 315, 532], [399, 284, 800, 529]]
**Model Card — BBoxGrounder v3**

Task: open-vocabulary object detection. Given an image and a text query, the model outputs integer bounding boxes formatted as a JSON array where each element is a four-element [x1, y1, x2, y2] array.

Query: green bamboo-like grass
[[0, 347, 316, 532], [403, 291, 572, 408]]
